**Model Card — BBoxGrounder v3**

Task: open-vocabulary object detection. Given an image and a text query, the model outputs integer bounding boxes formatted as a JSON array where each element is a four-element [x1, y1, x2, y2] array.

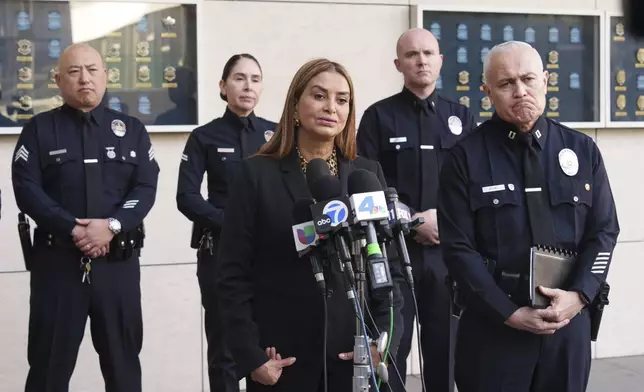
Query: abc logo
[[322, 201, 348, 226], [317, 217, 331, 226]]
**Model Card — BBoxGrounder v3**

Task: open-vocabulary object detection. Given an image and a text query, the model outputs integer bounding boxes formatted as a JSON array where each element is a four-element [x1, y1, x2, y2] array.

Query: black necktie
[[239, 117, 250, 158], [80, 113, 103, 218], [418, 99, 439, 211], [518, 132, 557, 246]]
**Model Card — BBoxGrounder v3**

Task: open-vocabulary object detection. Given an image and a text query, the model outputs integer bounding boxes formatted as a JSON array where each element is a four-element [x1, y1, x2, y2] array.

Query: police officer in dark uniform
[[176, 53, 276, 392], [357, 28, 475, 392], [12, 43, 159, 392], [437, 41, 619, 392]]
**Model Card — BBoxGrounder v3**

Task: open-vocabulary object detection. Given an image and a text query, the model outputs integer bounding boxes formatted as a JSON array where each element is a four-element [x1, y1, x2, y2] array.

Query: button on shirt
[[176, 108, 276, 230], [357, 87, 476, 212], [437, 114, 620, 322], [11, 104, 160, 237]]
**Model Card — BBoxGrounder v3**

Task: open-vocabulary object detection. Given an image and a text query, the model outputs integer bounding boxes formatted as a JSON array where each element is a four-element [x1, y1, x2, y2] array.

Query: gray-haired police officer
[[357, 28, 476, 392], [12, 43, 159, 392], [437, 41, 619, 392]]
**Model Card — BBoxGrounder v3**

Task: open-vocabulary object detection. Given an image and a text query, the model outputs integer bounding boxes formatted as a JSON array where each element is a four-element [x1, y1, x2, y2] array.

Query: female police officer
[[176, 53, 276, 392], [214, 58, 404, 392]]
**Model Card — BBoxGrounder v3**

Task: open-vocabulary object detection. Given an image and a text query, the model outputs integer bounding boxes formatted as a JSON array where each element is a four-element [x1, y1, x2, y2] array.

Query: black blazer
[[215, 147, 404, 391]]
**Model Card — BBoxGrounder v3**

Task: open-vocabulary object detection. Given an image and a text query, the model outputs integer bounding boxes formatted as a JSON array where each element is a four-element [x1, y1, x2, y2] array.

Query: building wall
[[1, 0, 641, 390]]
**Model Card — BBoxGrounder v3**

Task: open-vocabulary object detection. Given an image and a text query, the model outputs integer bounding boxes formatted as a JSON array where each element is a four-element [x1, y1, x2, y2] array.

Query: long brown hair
[[257, 58, 357, 160]]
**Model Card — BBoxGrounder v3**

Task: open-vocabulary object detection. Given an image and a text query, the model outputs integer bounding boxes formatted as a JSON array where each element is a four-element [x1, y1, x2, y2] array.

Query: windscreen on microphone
[[384, 187, 398, 202], [348, 169, 383, 195], [293, 199, 314, 222], [310, 175, 342, 202], [306, 158, 332, 188]]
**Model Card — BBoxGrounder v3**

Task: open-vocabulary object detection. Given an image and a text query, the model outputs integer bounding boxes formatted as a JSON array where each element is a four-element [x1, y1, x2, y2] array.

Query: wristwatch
[[108, 218, 122, 235]]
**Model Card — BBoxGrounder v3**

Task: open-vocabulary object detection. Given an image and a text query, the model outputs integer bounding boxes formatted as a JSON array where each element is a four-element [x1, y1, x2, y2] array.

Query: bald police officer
[[12, 43, 159, 392], [357, 28, 476, 392], [438, 41, 619, 391]]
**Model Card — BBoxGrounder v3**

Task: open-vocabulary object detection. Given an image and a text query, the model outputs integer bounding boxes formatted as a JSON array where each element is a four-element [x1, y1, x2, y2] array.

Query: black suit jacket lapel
[[338, 154, 354, 196], [279, 148, 311, 202]]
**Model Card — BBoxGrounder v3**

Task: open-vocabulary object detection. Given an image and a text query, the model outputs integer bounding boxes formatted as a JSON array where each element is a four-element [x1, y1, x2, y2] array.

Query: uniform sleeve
[[214, 160, 266, 378], [11, 119, 77, 236], [437, 146, 519, 324], [176, 131, 224, 228], [356, 107, 381, 160], [113, 121, 160, 232], [366, 161, 404, 354], [568, 145, 620, 303]]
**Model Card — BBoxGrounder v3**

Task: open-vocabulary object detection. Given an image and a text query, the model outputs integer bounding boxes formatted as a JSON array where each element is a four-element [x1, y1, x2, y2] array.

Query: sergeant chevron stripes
[[181, 153, 188, 162], [14, 145, 29, 163], [148, 146, 155, 161], [123, 200, 139, 209], [591, 252, 611, 274]]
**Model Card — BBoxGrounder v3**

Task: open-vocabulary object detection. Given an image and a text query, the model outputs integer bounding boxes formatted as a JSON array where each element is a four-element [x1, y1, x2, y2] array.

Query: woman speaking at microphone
[[215, 58, 404, 392]]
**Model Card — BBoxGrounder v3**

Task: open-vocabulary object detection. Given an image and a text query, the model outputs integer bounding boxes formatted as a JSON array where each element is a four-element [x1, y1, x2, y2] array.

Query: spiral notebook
[[530, 246, 578, 308]]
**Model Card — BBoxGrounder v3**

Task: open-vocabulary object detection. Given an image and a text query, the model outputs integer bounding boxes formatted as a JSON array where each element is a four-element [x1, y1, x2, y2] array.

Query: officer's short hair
[[483, 41, 543, 84]]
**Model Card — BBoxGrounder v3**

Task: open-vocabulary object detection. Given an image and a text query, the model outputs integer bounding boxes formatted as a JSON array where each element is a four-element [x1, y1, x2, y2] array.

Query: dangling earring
[[295, 118, 300, 127]]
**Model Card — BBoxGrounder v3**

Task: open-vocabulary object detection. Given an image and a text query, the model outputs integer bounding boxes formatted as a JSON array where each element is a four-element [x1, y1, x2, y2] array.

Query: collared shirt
[[357, 87, 476, 212], [11, 103, 160, 237], [176, 107, 276, 229], [437, 113, 620, 322]]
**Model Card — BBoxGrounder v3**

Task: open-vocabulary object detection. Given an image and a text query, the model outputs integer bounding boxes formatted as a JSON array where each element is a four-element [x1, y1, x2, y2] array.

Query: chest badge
[[558, 148, 579, 176], [448, 116, 463, 135], [106, 147, 116, 159], [111, 119, 126, 137], [264, 130, 274, 142]]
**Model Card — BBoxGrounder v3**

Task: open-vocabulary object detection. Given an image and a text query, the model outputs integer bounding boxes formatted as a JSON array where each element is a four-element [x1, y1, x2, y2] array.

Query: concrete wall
[[1, 0, 641, 390]]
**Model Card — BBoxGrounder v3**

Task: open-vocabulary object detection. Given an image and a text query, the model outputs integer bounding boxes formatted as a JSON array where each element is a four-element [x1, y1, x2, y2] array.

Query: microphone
[[348, 169, 393, 292], [306, 158, 352, 233], [292, 199, 325, 294], [384, 187, 416, 289]]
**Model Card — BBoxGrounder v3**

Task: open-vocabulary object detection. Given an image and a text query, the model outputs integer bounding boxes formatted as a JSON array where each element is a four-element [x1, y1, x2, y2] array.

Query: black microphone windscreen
[[293, 199, 314, 222], [310, 175, 342, 202], [306, 158, 332, 189], [348, 169, 382, 195], [384, 187, 398, 202]]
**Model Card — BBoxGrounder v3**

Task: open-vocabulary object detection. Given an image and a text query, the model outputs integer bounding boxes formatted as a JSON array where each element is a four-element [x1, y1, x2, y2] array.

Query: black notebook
[[530, 246, 577, 308]]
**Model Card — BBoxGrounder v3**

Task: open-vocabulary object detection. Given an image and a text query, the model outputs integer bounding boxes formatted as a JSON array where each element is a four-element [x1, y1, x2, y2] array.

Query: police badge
[[614, 22, 625, 41], [457, 47, 468, 64], [457, 24, 468, 41], [503, 25, 514, 41], [430, 22, 441, 40], [547, 97, 560, 118], [136, 42, 150, 58], [264, 130, 274, 142], [111, 119, 127, 137], [637, 96, 644, 116], [548, 72, 559, 92], [163, 66, 177, 88], [547, 50, 559, 69], [106, 43, 121, 62], [616, 70, 627, 91], [570, 72, 581, 90], [16, 11, 31, 31], [457, 71, 470, 91], [480, 96, 492, 117], [17, 39, 32, 62], [481, 24, 491, 41], [138, 96, 151, 115], [108, 97, 122, 112], [525, 27, 536, 43], [616, 94, 627, 111], [48, 11, 61, 30], [548, 27, 559, 43], [459, 96, 470, 108], [637, 49, 644, 68], [162, 16, 177, 38], [107, 68, 121, 88], [19, 95, 33, 109], [138, 65, 151, 82], [48, 39, 61, 59], [18, 66, 32, 83], [570, 26, 581, 44]]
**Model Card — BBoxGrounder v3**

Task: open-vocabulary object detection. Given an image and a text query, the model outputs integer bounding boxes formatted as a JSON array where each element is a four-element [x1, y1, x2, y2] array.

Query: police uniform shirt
[[176, 107, 276, 230], [357, 87, 476, 212], [437, 114, 620, 322], [12, 104, 160, 237]]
